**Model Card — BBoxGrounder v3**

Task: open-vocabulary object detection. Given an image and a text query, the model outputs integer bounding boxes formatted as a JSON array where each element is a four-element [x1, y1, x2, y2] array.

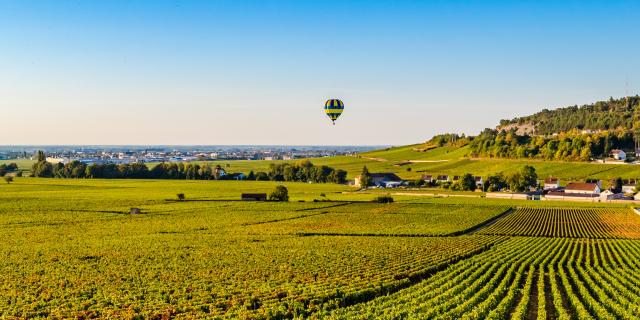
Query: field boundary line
[[242, 211, 332, 226], [296, 232, 445, 238], [462, 207, 514, 235], [294, 202, 353, 212]]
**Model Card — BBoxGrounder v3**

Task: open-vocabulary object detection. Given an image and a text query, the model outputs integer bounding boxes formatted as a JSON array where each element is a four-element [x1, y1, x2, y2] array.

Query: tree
[[247, 170, 256, 180], [506, 165, 538, 192], [359, 166, 372, 189], [255, 172, 269, 181], [520, 165, 538, 189], [613, 177, 623, 193], [3, 175, 13, 184], [484, 175, 507, 192], [458, 173, 477, 191], [36, 150, 46, 162], [32, 161, 53, 178], [269, 185, 289, 202]]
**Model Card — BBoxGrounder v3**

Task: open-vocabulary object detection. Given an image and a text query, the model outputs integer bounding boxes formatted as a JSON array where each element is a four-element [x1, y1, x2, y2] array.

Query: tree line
[[0, 163, 19, 177], [30, 153, 347, 184], [467, 128, 634, 161], [258, 160, 347, 183]]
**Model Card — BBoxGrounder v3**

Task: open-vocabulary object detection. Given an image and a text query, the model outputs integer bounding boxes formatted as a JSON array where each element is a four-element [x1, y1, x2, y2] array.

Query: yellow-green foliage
[[0, 178, 502, 318]]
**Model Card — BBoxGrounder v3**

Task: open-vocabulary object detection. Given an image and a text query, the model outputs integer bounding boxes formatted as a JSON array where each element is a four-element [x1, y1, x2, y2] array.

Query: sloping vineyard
[[478, 207, 640, 239], [326, 237, 640, 319]]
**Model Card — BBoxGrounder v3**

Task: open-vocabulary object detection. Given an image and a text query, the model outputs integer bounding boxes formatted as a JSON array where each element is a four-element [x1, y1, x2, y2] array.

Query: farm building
[[545, 191, 600, 202], [611, 149, 626, 160], [543, 177, 560, 190], [600, 190, 624, 201], [564, 183, 600, 195], [622, 182, 637, 194], [241, 193, 267, 201], [355, 173, 403, 188], [474, 176, 484, 188]]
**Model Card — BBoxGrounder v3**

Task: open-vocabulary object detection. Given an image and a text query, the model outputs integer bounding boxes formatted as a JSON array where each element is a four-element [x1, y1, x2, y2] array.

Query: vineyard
[[327, 237, 640, 319], [252, 203, 511, 236], [2, 178, 640, 318], [479, 207, 640, 239]]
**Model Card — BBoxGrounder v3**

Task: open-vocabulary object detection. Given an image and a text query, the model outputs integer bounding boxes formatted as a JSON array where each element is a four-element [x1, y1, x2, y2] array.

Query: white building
[[611, 149, 626, 161], [474, 176, 484, 188], [543, 177, 560, 190], [565, 183, 600, 195], [622, 183, 637, 194], [600, 190, 624, 201]]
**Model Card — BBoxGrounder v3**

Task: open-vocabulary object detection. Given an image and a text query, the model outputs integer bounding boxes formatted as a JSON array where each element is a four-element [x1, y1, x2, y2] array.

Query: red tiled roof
[[565, 183, 598, 191]]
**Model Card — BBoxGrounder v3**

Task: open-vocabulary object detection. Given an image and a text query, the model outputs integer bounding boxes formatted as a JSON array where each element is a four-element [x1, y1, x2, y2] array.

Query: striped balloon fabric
[[324, 99, 344, 125]]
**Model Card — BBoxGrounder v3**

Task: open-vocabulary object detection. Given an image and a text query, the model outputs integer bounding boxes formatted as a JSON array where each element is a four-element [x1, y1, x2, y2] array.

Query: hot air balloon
[[324, 99, 344, 125]]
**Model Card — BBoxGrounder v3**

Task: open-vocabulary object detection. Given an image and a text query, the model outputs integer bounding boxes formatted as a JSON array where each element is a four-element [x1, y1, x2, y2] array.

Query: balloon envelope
[[324, 99, 344, 124]]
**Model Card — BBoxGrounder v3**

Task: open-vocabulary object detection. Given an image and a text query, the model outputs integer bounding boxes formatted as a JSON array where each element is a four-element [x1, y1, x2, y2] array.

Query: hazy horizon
[[2, 1, 639, 145]]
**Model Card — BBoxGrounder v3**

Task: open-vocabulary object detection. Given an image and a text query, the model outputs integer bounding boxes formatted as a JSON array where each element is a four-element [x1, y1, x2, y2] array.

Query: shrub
[[177, 193, 185, 201], [374, 195, 394, 203], [3, 175, 13, 184], [269, 185, 289, 202]]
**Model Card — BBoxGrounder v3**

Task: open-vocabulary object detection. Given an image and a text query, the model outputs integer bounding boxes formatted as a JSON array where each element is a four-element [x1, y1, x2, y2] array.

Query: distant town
[[0, 145, 382, 164]]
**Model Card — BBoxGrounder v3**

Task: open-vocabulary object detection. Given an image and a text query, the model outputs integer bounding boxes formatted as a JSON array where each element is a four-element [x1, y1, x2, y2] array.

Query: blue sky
[[1, 0, 639, 145]]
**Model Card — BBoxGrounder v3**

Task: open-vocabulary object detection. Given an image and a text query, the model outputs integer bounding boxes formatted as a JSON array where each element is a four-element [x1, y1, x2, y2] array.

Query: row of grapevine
[[326, 237, 640, 319], [479, 207, 640, 239]]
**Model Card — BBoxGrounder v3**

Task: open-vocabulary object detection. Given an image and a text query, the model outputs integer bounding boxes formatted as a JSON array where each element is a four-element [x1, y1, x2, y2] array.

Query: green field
[[2, 178, 640, 318]]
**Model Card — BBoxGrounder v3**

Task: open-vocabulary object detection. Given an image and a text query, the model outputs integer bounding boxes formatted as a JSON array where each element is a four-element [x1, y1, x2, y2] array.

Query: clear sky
[[1, 0, 639, 146]]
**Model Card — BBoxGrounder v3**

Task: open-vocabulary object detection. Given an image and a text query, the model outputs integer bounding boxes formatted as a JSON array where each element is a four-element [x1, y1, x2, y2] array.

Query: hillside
[[498, 95, 640, 135]]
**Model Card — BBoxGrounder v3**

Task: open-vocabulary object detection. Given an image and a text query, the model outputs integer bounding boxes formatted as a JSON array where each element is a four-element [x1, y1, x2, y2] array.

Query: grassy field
[[2, 178, 640, 318], [0, 159, 35, 172]]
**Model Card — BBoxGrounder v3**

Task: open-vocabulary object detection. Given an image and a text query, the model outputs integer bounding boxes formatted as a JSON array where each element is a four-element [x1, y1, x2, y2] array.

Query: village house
[[564, 182, 600, 195], [622, 181, 637, 194], [600, 189, 624, 201], [474, 176, 484, 188], [354, 173, 403, 188], [611, 149, 626, 161], [422, 174, 434, 183], [436, 175, 450, 183], [543, 177, 560, 190]]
